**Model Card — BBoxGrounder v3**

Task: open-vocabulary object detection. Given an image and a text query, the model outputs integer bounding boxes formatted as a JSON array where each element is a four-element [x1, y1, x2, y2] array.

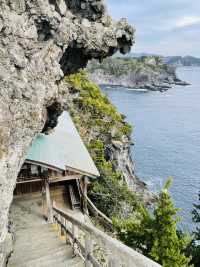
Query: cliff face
[[59, 72, 154, 217], [88, 57, 189, 91], [0, 1, 134, 265], [60, 72, 136, 188]]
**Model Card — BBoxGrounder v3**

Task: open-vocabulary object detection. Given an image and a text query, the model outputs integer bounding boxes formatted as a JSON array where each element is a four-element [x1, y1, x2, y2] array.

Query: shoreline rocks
[[87, 57, 190, 92]]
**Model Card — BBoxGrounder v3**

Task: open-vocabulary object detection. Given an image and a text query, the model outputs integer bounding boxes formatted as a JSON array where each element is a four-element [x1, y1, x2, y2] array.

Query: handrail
[[86, 196, 113, 229], [52, 203, 162, 267]]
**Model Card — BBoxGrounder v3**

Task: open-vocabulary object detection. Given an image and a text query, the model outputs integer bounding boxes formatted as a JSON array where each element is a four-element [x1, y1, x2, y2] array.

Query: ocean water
[[101, 67, 200, 231]]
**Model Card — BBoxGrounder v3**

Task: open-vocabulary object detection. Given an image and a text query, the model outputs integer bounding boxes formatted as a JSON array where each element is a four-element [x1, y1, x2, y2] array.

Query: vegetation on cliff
[[65, 70, 138, 217]]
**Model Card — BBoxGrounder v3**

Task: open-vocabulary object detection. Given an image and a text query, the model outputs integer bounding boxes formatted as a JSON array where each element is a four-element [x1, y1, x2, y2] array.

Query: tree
[[150, 179, 192, 267], [113, 178, 192, 267], [113, 206, 154, 254], [189, 191, 200, 267], [192, 191, 200, 240]]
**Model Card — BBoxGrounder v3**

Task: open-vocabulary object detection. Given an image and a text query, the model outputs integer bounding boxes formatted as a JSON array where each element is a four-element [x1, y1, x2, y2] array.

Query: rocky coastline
[[88, 57, 190, 92]]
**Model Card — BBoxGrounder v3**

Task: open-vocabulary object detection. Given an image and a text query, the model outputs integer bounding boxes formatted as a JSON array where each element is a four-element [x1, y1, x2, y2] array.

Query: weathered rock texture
[[0, 1, 134, 265]]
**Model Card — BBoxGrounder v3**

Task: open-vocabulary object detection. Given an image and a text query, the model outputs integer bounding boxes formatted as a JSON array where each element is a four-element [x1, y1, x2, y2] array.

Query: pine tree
[[192, 191, 200, 240], [150, 178, 192, 267], [189, 191, 200, 267]]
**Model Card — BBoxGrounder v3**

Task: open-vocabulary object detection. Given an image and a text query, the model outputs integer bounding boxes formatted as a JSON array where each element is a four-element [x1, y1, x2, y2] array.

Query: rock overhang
[[0, 1, 135, 264]]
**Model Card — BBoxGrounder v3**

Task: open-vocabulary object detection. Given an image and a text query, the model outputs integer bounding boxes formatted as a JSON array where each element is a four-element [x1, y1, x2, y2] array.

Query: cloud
[[174, 16, 200, 28]]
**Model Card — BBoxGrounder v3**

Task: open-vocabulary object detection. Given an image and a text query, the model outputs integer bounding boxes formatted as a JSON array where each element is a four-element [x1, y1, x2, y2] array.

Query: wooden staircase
[[68, 180, 81, 210]]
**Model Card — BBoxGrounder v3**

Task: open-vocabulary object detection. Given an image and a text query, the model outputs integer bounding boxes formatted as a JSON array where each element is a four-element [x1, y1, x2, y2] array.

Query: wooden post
[[42, 180, 46, 219], [61, 216, 65, 237], [65, 218, 69, 244], [85, 233, 93, 267], [83, 176, 89, 215], [72, 224, 79, 257], [52, 200, 56, 224], [45, 178, 53, 223]]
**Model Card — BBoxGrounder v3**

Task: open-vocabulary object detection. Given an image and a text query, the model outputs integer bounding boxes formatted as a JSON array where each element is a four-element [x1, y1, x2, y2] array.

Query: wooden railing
[[86, 196, 113, 230], [52, 203, 162, 267]]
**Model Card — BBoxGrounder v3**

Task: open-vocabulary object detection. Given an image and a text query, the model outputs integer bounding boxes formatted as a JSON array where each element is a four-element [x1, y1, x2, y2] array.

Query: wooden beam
[[86, 195, 112, 228], [50, 174, 82, 183], [65, 165, 98, 179], [16, 179, 42, 184], [45, 179, 53, 223], [25, 160, 63, 173]]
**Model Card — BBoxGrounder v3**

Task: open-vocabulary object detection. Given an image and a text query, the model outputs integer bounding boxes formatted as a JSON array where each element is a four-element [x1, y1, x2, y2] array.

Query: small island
[[87, 56, 190, 91]]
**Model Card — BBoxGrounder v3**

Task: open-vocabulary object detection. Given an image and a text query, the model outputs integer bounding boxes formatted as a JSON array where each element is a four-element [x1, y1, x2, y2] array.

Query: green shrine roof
[[26, 112, 100, 178]]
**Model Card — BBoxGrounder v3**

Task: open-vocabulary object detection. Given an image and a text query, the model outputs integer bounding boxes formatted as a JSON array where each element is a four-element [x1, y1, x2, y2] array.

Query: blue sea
[[102, 67, 200, 231]]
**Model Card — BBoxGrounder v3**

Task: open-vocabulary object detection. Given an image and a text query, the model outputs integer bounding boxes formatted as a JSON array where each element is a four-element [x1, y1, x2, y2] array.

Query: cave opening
[[117, 35, 132, 55], [104, 145, 113, 162], [59, 46, 90, 75], [37, 20, 53, 42], [42, 102, 63, 134]]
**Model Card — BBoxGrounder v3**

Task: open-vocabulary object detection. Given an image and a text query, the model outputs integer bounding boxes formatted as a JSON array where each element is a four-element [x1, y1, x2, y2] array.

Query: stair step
[[9, 247, 73, 267], [8, 251, 84, 267], [27, 251, 72, 267], [15, 223, 53, 232], [13, 239, 65, 255], [9, 244, 68, 264], [15, 230, 56, 239], [13, 231, 61, 245], [15, 230, 57, 242]]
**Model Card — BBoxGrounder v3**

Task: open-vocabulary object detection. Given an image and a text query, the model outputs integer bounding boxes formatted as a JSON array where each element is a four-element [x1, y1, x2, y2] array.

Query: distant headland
[[114, 52, 200, 67], [87, 56, 190, 92]]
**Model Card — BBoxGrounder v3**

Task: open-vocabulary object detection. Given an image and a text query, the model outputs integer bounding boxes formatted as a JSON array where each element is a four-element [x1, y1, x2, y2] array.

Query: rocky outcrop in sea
[[88, 57, 190, 91]]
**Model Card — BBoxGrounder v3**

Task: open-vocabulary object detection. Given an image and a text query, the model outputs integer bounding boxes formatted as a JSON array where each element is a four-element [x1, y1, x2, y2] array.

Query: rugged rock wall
[[110, 139, 153, 204], [0, 1, 134, 265]]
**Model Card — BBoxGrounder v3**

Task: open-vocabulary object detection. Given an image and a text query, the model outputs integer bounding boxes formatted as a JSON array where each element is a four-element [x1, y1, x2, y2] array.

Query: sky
[[106, 0, 200, 57]]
